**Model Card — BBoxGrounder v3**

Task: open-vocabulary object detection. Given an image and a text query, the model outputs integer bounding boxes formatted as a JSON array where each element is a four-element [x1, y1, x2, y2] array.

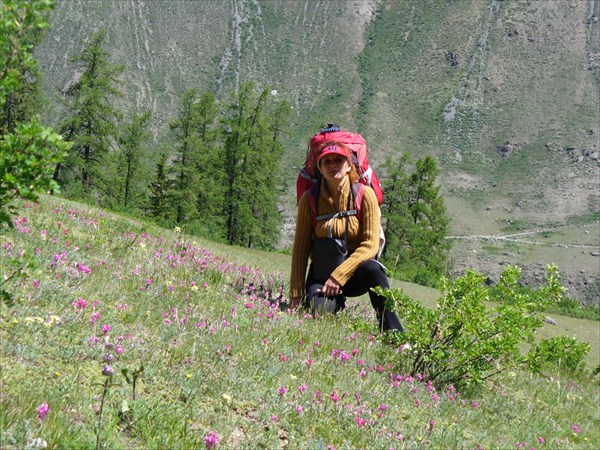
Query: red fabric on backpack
[[296, 124, 384, 205]]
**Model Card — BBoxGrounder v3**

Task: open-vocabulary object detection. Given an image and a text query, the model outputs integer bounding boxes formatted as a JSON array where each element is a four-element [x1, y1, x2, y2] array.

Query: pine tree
[[148, 150, 171, 224], [169, 89, 202, 224], [220, 82, 289, 248], [55, 30, 124, 201], [118, 111, 151, 210], [381, 154, 451, 286], [192, 92, 223, 238]]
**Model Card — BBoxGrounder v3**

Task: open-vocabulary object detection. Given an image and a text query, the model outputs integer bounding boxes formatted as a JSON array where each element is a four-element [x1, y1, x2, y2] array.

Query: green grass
[[1, 196, 599, 449]]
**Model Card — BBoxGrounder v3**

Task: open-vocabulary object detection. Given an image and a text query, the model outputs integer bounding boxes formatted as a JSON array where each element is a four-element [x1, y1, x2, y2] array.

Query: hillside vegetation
[[33, 0, 599, 302], [1, 195, 599, 449]]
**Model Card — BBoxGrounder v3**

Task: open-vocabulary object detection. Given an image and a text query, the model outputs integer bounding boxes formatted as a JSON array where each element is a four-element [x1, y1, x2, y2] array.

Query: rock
[[545, 316, 558, 325], [591, 252, 600, 257]]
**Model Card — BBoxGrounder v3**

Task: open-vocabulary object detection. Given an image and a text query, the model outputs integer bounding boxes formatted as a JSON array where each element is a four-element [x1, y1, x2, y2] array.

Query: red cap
[[316, 144, 350, 166]]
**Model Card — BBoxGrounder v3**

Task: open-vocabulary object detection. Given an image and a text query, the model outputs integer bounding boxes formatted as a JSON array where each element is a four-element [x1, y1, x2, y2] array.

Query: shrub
[[527, 336, 591, 375], [379, 264, 565, 388]]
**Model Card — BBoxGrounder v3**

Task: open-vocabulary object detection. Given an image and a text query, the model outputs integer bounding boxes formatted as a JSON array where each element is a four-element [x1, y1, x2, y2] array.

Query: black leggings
[[305, 259, 403, 332]]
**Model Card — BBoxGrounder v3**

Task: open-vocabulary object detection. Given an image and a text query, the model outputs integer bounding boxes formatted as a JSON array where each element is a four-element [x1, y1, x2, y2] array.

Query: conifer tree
[[148, 150, 171, 224], [118, 111, 151, 210], [169, 89, 202, 224], [55, 30, 124, 201], [381, 154, 451, 286], [220, 82, 289, 248], [192, 92, 223, 237]]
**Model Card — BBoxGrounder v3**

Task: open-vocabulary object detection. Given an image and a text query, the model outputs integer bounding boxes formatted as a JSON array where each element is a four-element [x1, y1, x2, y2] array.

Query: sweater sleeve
[[289, 192, 313, 298], [330, 186, 380, 286]]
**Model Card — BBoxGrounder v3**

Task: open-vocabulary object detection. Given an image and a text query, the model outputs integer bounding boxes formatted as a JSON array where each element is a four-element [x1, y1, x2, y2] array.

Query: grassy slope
[[1, 196, 599, 449]]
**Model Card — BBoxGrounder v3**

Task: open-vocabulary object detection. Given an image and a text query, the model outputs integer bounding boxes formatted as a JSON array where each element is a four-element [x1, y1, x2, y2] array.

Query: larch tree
[[55, 30, 124, 201], [117, 110, 151, 210], [381, 154, 451, 286], [168, 88, 202, 225], [220, 82, 289, 248]]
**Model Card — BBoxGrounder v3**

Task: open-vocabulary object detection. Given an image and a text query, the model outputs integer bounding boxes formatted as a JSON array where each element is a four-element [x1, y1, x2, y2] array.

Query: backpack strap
[[299, 167, 320, 184], [350, 182, 365, 221], [308, 181, 365, 229]]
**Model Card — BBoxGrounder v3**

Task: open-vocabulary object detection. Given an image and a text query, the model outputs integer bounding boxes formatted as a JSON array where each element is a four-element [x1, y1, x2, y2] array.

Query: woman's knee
[[359, 259, 389, 288]]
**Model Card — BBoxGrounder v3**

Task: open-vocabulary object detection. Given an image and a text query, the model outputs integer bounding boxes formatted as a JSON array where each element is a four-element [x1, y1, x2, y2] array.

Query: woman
[[290, 142, 403, 332]]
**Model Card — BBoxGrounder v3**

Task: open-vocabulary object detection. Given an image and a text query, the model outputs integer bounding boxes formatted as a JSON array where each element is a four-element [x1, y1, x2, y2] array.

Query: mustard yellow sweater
[[290, 176, 380, 299]]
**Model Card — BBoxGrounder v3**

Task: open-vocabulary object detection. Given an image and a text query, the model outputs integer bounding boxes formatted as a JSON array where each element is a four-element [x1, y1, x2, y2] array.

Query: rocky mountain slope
[[34, 0, 599, 302]]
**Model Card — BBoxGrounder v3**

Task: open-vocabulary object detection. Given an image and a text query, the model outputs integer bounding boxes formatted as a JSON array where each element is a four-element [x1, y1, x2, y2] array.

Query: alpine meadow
[[1, 1, 599, 449]]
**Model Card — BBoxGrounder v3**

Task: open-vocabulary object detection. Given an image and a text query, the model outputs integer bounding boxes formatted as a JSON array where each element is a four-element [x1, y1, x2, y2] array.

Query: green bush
[[379, 264, 565, 388], [527, 336, 591, 375]]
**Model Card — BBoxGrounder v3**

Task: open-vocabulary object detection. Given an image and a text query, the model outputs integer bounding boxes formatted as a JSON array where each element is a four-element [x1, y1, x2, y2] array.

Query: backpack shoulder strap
[[351, 182, 365, 220], [308, 181, 365, 229], [307, 182, 320, 229]]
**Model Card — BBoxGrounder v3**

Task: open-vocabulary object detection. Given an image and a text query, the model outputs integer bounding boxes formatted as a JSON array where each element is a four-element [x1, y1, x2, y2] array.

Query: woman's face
[[319, 154, 351, 183]]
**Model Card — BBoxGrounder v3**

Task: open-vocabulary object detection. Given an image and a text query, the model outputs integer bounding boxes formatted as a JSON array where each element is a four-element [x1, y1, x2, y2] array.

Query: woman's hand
[[321, 277, 342, 298]]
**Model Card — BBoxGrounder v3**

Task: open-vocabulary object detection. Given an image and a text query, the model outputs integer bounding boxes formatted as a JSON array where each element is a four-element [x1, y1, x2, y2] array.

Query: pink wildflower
[[204, 431, 220, 449], [355, 416, 367, 427], [76, 263, 91, 274], [330, 390, 340, 405], [102, 324, 111, 334], [571, 424, 582, 434], [72, 297, 88, 310], [37, 403, 49, 421], [295, 405, 304, 414]]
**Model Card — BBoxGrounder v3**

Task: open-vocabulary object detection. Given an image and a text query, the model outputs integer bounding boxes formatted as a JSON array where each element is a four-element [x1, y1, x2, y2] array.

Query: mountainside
[[34, 0, 599, 302]]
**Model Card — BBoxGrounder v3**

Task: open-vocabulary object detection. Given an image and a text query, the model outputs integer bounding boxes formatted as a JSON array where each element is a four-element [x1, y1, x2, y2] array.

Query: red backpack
[[296, 124, 386, 258], [296, 124, 384, 206]]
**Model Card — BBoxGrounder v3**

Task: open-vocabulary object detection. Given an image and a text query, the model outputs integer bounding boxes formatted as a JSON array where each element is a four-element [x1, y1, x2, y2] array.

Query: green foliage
[[168, 88, 204, 224], [147, 150, 172, 225], [379, 264, 565, 388], [527, 336, 591, 375], [0, 119, 69, 225], [489, 278, 600, 321], [0, 0, 46, 137], [56, 30, 124, 200], [220, 81, 290, 248], [116, 110, 152, 211], [0, 0, 68, 227], [380, 153, 451, 287]]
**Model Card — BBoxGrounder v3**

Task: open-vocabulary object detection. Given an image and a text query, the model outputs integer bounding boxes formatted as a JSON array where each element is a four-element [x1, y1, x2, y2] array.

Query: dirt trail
[[448, 222, 600, 250]]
